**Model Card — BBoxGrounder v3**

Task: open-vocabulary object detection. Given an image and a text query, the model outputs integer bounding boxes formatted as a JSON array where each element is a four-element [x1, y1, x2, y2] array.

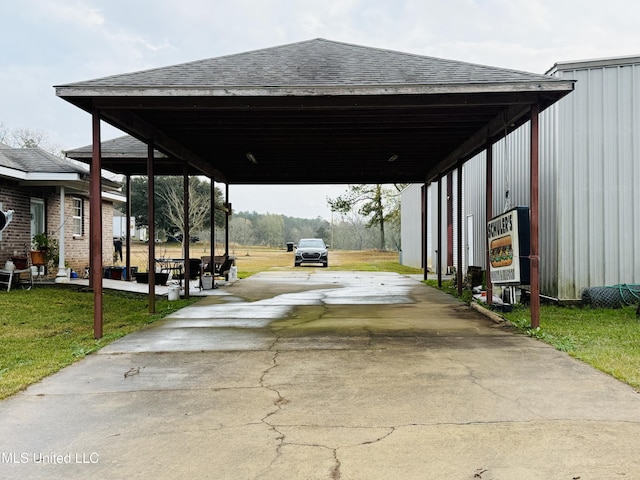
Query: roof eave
[[55, 81, 575, 99]]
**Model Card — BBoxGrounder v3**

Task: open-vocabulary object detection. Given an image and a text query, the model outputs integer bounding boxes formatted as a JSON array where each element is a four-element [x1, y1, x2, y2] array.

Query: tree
[[11, 127, 47, 148], [327, 184, 407, 250], [128, 176, 224, 238], [254, 214, 284, 247], [0, 122, 61, 155], [157, 177, 211, 240]]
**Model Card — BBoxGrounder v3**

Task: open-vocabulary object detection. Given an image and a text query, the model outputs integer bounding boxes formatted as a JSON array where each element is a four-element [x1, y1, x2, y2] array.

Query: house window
[[72, 198, 83, 236]]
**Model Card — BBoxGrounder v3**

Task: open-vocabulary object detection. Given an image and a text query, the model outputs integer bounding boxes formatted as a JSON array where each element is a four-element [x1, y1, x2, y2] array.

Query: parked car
[[294, 238, 328, 267]]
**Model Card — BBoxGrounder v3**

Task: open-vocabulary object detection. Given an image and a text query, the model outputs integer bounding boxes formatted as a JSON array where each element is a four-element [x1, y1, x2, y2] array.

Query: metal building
[[402, 55, 640, 301]]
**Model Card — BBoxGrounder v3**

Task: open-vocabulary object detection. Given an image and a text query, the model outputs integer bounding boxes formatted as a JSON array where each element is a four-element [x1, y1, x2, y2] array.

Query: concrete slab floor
[[1, 271, 639, 479]]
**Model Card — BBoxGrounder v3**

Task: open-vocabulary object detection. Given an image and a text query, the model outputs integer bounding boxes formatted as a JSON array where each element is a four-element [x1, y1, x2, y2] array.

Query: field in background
[[127, 242, 421, 277]]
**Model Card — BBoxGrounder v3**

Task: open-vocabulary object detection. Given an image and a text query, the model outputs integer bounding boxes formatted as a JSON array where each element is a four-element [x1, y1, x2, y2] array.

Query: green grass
[[501, 304, 640, 389], [424, 279, 474, 303], [0, 285, 199, 399]]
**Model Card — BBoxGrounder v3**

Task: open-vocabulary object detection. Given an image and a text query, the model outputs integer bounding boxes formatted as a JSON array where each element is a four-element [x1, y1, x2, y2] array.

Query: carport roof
[[57, 38, 574, 183]]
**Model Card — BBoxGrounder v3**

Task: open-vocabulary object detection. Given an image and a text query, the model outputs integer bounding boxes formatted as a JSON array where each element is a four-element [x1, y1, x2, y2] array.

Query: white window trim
[[72, 197, 83, 237]]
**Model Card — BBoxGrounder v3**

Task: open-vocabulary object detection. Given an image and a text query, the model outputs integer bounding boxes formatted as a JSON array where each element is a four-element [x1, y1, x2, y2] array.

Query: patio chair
[[199, 255, 236, 289]]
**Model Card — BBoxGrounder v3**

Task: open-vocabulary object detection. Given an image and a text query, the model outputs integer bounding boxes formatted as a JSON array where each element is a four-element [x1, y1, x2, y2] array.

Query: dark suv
[[294, 238, 328, 267]]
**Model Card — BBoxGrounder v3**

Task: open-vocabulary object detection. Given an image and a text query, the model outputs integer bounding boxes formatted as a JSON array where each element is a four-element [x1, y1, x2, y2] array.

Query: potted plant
[[108, 251, 125, 280], [133, 256, 168, 285], [31, 233, 59, 269]]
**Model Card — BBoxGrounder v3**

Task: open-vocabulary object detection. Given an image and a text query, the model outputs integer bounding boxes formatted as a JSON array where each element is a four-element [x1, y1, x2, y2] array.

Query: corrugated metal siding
[[464, 119, 559, 297], [556, 63, 640, 299], [539, 102, 559, 297], [400, 183, 424, 269], [401, 58, 640, 299], [462, 153, 487, 270]]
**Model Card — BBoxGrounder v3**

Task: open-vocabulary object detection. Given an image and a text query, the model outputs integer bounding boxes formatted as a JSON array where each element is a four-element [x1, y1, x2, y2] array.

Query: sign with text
[[487, 206, 530, 285]]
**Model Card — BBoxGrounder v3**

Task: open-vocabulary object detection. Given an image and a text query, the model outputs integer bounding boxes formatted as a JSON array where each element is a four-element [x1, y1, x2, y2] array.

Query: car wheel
[[295, 262, 301, 267], [322, 262, 328, 268]]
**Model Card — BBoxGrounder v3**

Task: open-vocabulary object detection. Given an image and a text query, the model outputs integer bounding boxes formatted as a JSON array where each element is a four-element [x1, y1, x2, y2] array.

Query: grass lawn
[[0, 285, 198, 399], [427, 279, 640, 390]]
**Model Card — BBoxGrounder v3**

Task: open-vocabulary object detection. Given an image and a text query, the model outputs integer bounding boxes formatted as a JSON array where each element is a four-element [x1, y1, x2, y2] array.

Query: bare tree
[[11, 127, 47, 148], [0, 122, 8, 144], [0, 122, 61, 155], [157, 177, 211, 246]]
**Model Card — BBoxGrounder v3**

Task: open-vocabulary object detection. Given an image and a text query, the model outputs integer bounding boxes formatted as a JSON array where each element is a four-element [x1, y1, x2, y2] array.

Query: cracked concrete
[[1, 271, 640, 479]]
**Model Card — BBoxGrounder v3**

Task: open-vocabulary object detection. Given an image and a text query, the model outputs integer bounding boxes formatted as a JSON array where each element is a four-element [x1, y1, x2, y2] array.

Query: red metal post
[[457, 164, 463, 295], [437, 177, 443, 288], [446, 173, 453, 269], [210, 178, 216, 255], [225, 183, 230, 257], [530, 104, 541, 328], [125, 174, 132, 281], [423, 182, 428, 281], [183, 166, 190, 298], [485, 144, 493, 306], [91, 112, 103, 339], [147, 143, 156, 313]]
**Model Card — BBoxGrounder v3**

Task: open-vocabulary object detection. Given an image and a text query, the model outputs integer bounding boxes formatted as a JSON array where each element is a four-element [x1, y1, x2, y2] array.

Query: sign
[[487, 206, 530, 285]]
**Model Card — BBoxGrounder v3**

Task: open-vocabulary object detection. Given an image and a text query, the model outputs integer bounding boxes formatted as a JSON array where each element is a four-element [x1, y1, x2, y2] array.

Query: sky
[[2, 0, 638, 219]]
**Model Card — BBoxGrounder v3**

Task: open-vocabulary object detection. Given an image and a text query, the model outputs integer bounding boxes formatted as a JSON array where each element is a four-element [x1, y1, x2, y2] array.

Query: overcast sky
[[2, 0, 638, 219]]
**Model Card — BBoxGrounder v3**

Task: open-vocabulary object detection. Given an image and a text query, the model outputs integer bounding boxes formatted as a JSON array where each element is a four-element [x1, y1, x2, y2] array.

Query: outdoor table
[[155, 258, 184, 286]]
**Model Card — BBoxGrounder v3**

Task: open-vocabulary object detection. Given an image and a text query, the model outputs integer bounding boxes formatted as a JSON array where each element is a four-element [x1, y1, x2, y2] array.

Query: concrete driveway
[[1, 271, 639, 479]]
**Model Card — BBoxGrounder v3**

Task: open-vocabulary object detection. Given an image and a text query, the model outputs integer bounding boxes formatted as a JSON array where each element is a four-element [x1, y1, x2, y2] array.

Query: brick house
[[0, 142, 123, 277]]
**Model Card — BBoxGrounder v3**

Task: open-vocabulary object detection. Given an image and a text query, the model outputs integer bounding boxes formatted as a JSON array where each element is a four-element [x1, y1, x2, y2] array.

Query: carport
[[55, 39, 573, 338]]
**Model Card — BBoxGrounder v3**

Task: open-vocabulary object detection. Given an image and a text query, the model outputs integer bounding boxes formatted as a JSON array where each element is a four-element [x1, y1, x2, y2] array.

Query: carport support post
[[225, 183, 230, 257], [125, 174, 132, 281], [210, 178, 215, 254], [147, 143, 156, 313], [423, 182, 429, 281], [457, 163, 463, 296], [530, 103, 541, 328], [437, 177, 443, 288], [485, 143, 493, 306], [90, 111, 103, 339], [183, 166, 190, 298]]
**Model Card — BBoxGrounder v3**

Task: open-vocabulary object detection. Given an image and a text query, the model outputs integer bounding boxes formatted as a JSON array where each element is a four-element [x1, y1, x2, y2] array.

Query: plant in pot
[[133, 255, 168, 285], [31, 233, 59, 270], [108, 251, 125, 280]]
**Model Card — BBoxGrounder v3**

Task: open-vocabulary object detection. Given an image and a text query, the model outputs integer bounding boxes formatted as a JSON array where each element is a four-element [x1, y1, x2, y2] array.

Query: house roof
[[62, 38, 557, 89], [0, 142, 121, 192], [57, 38, 575, 183], [64, 135, 179, 175]]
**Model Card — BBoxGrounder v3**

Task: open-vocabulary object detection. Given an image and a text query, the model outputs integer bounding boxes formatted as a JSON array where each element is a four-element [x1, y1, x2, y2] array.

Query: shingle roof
[[60, 38, 558, 89], [65, 135, 167, 158], [57, 38, 574, 183], [0, 145, 89, 175]]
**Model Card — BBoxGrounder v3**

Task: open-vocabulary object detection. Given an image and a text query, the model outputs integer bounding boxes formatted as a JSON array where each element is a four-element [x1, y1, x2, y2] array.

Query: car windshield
[[298, 239, 324, 248]]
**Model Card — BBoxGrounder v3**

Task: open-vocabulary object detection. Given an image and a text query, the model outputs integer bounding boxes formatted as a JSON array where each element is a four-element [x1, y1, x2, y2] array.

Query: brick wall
[[45, 193, 115, 275], [1, 178, 116, 276], [0, 179, 48, 260]]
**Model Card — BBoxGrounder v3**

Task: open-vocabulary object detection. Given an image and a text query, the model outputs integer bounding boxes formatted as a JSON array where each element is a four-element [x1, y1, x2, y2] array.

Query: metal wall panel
[[462, 153, 487, 270], [402, 58, 640, 299], [556, 63, 640, 298], [400, 183, 425, 269]]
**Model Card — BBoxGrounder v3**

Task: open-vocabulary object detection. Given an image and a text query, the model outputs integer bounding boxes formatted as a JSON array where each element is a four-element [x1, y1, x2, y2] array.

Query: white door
[[30, 198, 45, 241]]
